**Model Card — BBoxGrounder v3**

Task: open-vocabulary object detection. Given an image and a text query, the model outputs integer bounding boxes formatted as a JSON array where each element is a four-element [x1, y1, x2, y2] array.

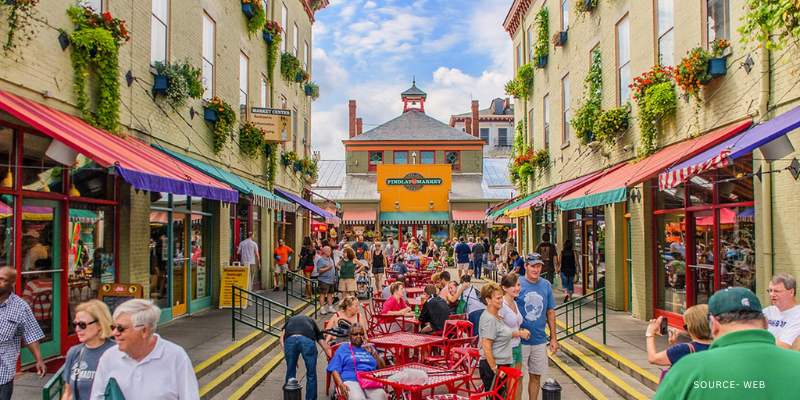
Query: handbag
[[349, 344, 383, 390], [456, 287, 474, 315], [104, 377, 126, 400]]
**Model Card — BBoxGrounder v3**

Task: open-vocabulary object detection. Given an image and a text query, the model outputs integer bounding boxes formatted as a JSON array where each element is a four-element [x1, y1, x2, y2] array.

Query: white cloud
[[364, 1, 377, 9]]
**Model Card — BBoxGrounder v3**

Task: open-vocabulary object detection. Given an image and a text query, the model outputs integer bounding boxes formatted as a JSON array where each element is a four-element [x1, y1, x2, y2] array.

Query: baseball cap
[[525, 253, 543, 266], [708, 287, 762, 316]]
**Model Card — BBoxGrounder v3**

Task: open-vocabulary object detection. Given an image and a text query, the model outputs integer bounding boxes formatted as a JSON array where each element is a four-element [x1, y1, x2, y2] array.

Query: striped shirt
[[0, 293, 45, 384]]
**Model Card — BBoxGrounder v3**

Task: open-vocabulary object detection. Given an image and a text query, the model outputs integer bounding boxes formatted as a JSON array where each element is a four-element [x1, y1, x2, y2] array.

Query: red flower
[[102, 11, 113, 23]]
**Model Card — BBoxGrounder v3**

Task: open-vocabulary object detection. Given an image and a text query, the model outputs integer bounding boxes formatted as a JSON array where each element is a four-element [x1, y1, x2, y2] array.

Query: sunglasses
[[110, 324, 143, 334], [73, 320, 98, 330]]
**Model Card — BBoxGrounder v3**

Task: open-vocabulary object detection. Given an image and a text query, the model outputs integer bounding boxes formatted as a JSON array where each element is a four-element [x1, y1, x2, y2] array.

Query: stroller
[[355, 271, 373, 300]]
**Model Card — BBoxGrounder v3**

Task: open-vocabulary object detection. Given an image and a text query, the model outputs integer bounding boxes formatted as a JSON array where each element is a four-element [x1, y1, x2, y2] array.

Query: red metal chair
[[423, 320, 473, 365], [447, 347, 482, 396], [425, 366, 523, 400], [448, 313, 466, 320]]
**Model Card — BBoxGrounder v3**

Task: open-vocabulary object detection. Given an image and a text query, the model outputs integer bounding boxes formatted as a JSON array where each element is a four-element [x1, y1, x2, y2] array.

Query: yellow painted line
[[227, 351, 286, 400], [555, 320, 660, 387], [194, 302, 307, 377], [549, 353, 608, 400], [560, 341, 649, 400]]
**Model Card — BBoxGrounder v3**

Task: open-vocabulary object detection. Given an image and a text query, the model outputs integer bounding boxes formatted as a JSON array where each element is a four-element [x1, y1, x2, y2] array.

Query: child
[[484, 253, 498, 282]]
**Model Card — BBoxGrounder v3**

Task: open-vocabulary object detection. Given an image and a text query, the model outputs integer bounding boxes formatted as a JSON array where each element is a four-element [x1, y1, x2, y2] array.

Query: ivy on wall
[[571, 48, 603, 144], [2, 0, 41, 54], [264, 21, 283, 103]]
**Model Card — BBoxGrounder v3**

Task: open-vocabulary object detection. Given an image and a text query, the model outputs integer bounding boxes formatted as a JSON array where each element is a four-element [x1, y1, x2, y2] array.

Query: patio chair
[[423, 320, 474, 365], [425, 366, 523, 400], [446, 347, 482, 396], [325, 343, 342, 395]]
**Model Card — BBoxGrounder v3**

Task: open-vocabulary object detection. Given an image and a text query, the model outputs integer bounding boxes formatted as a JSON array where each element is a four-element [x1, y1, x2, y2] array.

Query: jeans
[[473, 258, 483, 279], [0, 380, 12, 400], [468, 309, 484, 336], [284, 335, 318, 400], [561, 272, 575, 294]]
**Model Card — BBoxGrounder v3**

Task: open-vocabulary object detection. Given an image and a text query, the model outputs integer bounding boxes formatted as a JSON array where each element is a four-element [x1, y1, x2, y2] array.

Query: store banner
[[219, 262, 250, 308], [376, 164, 452, 212]]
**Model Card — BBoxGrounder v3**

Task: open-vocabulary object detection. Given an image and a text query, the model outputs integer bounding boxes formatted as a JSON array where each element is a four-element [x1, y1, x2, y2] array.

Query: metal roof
[[401, 81, 427, 98], [350, 110, 481, 142]]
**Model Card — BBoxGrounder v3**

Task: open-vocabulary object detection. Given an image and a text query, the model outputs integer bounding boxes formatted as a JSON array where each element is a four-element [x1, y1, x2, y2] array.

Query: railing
[[553, 287, 606, 344], [231, 285, 295, 340], [286, 270, 318, 319], [42, 365, 65, 400]]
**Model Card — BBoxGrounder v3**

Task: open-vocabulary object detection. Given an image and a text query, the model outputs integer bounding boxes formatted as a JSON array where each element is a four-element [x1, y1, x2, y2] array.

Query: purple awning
[[660, 106, 800, 189], [275, 188, 341, 225]]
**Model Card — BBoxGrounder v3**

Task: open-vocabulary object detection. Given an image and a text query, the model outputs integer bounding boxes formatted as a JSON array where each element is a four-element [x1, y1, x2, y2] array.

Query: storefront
[[566, 207, 605, 295]]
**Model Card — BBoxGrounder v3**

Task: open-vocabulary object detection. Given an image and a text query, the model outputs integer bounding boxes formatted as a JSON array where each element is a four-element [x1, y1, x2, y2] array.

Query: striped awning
[[452, 210, 486, 223], [380, 212, 450, 224], [342, 210, 376, 224]]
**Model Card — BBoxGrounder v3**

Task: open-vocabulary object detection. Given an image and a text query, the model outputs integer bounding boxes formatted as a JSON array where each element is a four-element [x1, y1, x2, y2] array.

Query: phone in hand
[[660, 317, 668, 336]]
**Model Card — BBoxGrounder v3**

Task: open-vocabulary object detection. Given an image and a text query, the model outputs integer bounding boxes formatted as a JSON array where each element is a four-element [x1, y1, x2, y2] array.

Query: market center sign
[[386, 173, 443, 191]]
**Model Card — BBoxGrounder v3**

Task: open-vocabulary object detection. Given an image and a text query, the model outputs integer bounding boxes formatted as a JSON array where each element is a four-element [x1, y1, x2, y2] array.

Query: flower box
[[553, 31, 568, 47], [241, 3, 255, 18], [152, 74, 168, 94], [536, 55, 548, 68], [5, 0, 16, 5], [295, 71, 304, 82], [708, 57, 727, 77], [262, 30, 273, 44], [304, 85, 313, 96], [583, 0, 596, 10], [203, 107, 218, 122]]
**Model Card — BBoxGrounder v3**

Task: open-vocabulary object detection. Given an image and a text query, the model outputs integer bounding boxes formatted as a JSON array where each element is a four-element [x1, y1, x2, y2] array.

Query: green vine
[[739, 0, 800, 50], [281, 150, 298, 167], [2, 0, 40, 54], [264, 143, 278, 188], [239, 121, 265, 158], [304, 81, 320, 100], [205, 97, 237, 154], [534, 7, 550, 60], [280, 52, 305, 84], [505, 63, 534, 99], [571, 48, 603, 144], [631, 65, 676, 156], [264, 21, 283, 102], [242, 0, 266, 36], [593, 105, 630, 144], [153, 60, 203, 108]]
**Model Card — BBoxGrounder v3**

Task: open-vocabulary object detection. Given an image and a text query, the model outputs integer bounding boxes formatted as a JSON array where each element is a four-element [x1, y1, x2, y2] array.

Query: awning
[[69, 209, 98, 223], [275, 188, 341, 224], [500, 186, 552, 218], [0, 90, 238, 203], [452, 210, 487, 223], [494, 216, 514, 225], [342, 210, 376, 224], [660, 106, 800, 189], [557, 120, 752, 211], [154, 145, 293, 211], [506, 169, 610, 217], [380, 212, 450, 224]]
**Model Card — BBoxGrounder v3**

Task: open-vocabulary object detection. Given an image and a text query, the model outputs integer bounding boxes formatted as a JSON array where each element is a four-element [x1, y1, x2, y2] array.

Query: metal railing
[[286, 270, 318, 319], [42, 365, 65, 400], [553, 287, 606, 344], [231, 285, 295, 340]]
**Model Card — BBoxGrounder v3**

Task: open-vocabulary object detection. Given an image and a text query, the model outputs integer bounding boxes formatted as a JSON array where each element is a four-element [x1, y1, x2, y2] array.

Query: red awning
[[0, 90, 238, 203], [342, 210, 376, 224], [452, 210, 487, 223]]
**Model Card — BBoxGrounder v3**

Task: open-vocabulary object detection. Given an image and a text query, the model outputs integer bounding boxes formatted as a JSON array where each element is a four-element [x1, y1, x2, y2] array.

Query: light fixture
[[394, 200, 400, 209], [789, 158, 800, 181], [58, 30, 70, 50], [428, 200, 434, 209], [1, 170, 12, 189], [742, 54, 755, 74], [68, 183, 81, 197], [125, 70, 135, 87]]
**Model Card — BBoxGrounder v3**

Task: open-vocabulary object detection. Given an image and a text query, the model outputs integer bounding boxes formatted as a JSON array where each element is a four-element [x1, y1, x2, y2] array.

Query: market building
[[497, 0, 800, 328], [312, 82, 515, 245], [0, 0, 331, 365], [449, 98, 515, 157]]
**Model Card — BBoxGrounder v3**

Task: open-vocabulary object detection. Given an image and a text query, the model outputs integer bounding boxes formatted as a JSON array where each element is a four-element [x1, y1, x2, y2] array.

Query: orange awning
[[452, 210, 487, 223], [342, 210, 376, 224]]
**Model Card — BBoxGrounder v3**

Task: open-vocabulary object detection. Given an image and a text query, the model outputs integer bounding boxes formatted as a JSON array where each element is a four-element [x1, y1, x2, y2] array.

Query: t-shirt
[[382, 296, 407, 314], [478, 312, 514, 365], [419, 296, 450, 332], [63, 341, 116, 400], [516, 276, 555, 345], [353, 242, 369, 260], [274, 245, 293, 265], [392, 263, 408, 275], [535, 242, 558, 273], [763, 304, 800, 345], [512, 257, 525, 274], [326, 343, 378, 382], [315, 257, 336, 284], [454, 242, 471, 264], [283, 315, 324, 342], [472, 243, 484, 257], [237, 239, 259, 265], [665, 341, 710, 365], [339, 259, 356, 279], [500, 299, 523, 347], [460, 286, 486, 315]]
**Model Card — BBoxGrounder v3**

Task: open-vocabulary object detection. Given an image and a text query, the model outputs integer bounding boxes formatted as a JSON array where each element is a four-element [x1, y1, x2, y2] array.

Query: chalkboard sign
[[98, 283, 143, 314]]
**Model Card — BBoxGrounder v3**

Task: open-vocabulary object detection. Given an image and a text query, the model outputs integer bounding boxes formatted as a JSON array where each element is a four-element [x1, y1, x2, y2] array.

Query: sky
[[310, 0, 513, 159]]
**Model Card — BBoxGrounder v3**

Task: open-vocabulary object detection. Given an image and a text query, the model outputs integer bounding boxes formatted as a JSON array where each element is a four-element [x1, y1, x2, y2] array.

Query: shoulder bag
[[349, 344, 383, 390]]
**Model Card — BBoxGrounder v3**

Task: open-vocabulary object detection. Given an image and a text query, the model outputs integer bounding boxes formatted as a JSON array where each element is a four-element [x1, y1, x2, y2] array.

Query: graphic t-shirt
[[326, 344, 378, 382], [763, 304, 800, 345], [353, 242, 369, 260], [63, 340, 115, 400], [516, 276, 555, 345]]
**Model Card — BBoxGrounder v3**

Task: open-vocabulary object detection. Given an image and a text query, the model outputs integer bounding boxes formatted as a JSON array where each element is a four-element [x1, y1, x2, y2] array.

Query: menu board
[[219, 262, 250, 309]]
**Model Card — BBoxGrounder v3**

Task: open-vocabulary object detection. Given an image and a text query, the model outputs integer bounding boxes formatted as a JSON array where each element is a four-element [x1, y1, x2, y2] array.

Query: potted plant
[[241, 0, 265, 35], [262, 20, 282, 44], [576, 0, 598, 13], [241, 0, 255, 17], [239, 122, 265, 158], [551, 31, 568, 47], [534, 7, 549, 68], [630, 65, 675, 155], [304, 81, 320, 100], [571, 48, 603, 145], [593, 105, 630, 144], [708, 39, 730, 77], [280, 52, 302, 82], [505, 63, 534, 99], [674, 47, 712, 101], [203, 97, 236, 154], [281, 151, 298, 167], [152, 60, 203, 108]]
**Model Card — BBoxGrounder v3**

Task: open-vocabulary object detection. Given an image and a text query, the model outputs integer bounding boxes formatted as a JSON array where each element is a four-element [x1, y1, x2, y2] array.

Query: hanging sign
[[248, 107, 292, 143]]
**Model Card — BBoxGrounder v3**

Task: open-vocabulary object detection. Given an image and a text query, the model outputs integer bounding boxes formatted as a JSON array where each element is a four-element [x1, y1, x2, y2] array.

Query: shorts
[[512, 345, 522, 365], [318, 282, 334, 294], [275, 264, 289, 273], [339, 278, 357, 292], [303, 266, 314, 274], [522, 343, 548, 375], [457, 263, 470, 270]]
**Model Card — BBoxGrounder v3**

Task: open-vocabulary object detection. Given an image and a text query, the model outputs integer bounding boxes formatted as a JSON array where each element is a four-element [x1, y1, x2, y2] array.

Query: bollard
[[283, 377, 303, 400], [541, 378, 562, 400]]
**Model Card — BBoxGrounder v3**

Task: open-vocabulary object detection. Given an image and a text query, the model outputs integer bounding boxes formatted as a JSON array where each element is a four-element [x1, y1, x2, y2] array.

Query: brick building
[[0, 0, 330, 364], [497, 0, 800, 327], [450, 98, 515, 157]]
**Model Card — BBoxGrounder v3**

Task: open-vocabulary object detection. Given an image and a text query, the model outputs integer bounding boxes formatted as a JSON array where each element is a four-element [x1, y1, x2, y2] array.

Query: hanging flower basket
[[583, 0, 597, 11], [295, 71, 304, 82], [262, 30, 273, 44], [152, 74, 168, 94], [552, 31, 568, 47], [203, 106, 218, 122], [708, 57, 727, 77], [536, 55, 548, 68], [241, 3, 255, 18]]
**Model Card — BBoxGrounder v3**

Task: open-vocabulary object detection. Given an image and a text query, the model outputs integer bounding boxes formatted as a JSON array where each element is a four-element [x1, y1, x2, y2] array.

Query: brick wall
[[117, 185, 151, 295]]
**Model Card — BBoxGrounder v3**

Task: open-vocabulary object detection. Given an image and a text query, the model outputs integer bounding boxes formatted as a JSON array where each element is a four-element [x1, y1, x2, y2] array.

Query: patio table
[[359, 362, 470, 400], [370, 332, 444, 365], [405, 287, 424, 298]]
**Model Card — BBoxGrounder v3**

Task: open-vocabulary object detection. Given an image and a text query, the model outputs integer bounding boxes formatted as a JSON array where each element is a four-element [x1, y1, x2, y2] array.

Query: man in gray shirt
[[315, 246, 336, 315]]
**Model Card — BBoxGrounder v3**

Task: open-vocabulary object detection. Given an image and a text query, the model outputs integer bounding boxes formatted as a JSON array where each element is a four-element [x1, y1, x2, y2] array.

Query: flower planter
[[241, 3, 255, 18], [536, 55, 548, 68], [583, 0, 596, 10], [554, 31, 568, 47], [708, 57, 727, 77], [295, 72, 304, 82], [262, 30, 273, 44], [203, 107, 218, 122], [304, 85, 313, 96], [152, 74, 168, 94]]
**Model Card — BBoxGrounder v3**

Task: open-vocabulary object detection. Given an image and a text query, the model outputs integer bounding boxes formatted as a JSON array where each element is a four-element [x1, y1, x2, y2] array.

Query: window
[[281, 3, 288, 53], [260, 76, 268, 107], [201, 13, 215, 100], [304, 41, 310, 70], [80, 0, 102, 11], [292, 23, 299, 57], [616, 15, 631, 105], [368, 151, 383, 171], [479, 128, 490, 144], [445, 151, 460, 171], [421, 151, 435, 164], [543, 94, 551, 148], [657, 0, 674, 66], [516, 44, 523, 69], [239, 52, 248, 109], [150, 0, 169, 65], [527, 28, 534, 62], [707, 0, 730, 43], [304, 118, 310, 156], [394, 151, 408, 164], [561, 0, 569, 30], [498, 128, 509, 147], [528, 109, 535, 147], [292, 107, 298, 152], [562, 74, 571, 144]]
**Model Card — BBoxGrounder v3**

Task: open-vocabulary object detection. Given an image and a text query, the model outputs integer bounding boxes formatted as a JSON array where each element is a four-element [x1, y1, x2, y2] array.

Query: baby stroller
[[355, 271, 373, 300]]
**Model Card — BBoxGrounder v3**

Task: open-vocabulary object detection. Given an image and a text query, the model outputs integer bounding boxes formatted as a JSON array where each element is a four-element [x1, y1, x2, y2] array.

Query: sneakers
[[273, 286, 279, 292], [320, 305, 334, 315]]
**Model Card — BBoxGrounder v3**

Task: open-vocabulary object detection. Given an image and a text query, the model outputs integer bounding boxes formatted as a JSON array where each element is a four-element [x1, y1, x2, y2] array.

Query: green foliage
[[297, 157, 318, 181], [533, 148, 550, 171], [281, 150, 298, 167], [534, 7, 549, 59], [739, 0, 800, 50], [643, 82, 677, 120], [505, 63, 534, 99], [630, 65, 675, 156], [3, 0, 40, 54], [239, 122, 265, 158], [575, 0, 598, 14], [264, 21, 283, 101], [242, 0, 266, 36], [153, 60, 203, 108], [206, 97, 236, 154], [264, 143, 278, 188], [513, 120, 526, 155], [304, 81, 320, 100], [280, 52, 305, 84], [593, 106, 630, 144], [571, 48, 603, 144]]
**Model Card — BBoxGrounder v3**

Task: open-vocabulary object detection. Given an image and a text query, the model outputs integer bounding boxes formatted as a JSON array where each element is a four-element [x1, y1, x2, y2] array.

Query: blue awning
[[275, 188, 341, 224]]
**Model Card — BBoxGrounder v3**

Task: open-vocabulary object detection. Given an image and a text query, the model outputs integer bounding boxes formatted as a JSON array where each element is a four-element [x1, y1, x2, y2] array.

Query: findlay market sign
[[386, 173, 443, 192]]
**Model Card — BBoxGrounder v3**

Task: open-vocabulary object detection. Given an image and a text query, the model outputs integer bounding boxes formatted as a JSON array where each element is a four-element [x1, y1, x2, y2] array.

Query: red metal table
[[405, 287, 424, 298], [370, 332, 444, 365], [359, 362, 470, 400]]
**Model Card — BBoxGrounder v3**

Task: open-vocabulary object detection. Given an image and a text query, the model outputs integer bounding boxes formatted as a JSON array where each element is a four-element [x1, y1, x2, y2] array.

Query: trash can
[[283, 377, 303, 400], [541, 378, 562, 400]]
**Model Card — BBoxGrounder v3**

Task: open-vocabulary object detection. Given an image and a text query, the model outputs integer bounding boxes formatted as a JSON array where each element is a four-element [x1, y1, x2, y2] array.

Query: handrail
[[553, 287, 606, 344], [231, 285, 294, 340], [42, 365, 65, 400], [286, 270, 318, 319]]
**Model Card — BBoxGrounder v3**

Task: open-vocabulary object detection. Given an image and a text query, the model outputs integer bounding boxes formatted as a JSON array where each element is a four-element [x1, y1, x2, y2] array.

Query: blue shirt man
[[454, 239, 471, 264]]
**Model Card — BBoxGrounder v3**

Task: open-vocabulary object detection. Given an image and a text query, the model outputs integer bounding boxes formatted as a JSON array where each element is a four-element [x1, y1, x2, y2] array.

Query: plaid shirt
[[0, 293, 45, 384]]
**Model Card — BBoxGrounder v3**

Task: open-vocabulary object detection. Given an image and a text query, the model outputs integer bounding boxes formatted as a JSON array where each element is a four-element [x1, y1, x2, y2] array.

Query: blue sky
[[311, 0, 513, 159]]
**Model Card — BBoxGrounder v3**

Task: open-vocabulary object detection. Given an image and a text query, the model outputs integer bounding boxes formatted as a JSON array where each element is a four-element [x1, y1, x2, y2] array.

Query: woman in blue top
[[646, 304, 712, 381], [327, 323, 387, 400], [62, 300, 115, 400]]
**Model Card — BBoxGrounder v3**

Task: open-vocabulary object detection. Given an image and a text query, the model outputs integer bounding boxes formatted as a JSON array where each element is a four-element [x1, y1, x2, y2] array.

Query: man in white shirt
[[763, 273, 800, 349], [237, 232, 260, 288], [90, 299, 199, 400]]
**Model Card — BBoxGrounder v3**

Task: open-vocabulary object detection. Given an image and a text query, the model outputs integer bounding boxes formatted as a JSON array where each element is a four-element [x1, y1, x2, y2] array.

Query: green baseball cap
[[708, 287, 762, 316]]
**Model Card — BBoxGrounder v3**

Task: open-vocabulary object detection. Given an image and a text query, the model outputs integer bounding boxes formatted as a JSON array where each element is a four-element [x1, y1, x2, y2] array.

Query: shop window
[[421, 151, 435, 165], [718, 206, 755, 292], [0, 195, 13, 268], [445, 151, 460, 171], [393, 151, 408, 164], [368, 151, 383, 171], [656, 212, 687, 314], [0, 128, 15, 191], [21, 133, 65, 193], [20, 198, 58, 342], [716, 156, 755, 203], [654, 184, 686, 209], [70, 155, 113, 200], [687, 173, 714, 206]]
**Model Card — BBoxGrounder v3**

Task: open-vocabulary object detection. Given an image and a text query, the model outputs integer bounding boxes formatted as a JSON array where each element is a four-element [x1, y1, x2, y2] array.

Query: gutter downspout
[[758, 44, 775, 280]]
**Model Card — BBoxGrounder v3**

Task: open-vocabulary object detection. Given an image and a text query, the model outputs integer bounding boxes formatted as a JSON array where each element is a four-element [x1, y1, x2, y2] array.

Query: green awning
[[489, 186, 551, 219], [555, 187, 627, 211], [154, 145, 294, 212], [380, 212, 450, 224]]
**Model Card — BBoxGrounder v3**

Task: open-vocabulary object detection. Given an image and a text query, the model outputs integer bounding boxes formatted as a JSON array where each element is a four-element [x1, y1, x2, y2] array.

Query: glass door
[[691, 210, 715, 306], [171, 213, 188, 316]]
